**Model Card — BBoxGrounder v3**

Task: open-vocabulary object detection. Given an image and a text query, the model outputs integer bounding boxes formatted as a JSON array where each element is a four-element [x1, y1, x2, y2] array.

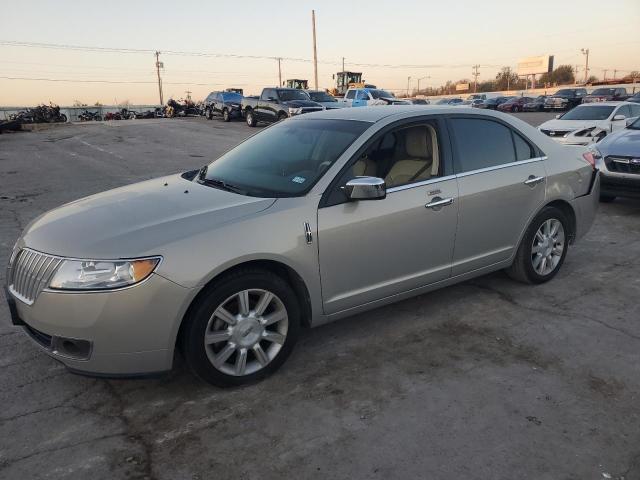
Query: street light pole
[[417, 75, 430, 94], [155, 51, 164, 105], [311, 10, 319, 90], [581, 48, 590, 84], [407, 76, 411, 97]]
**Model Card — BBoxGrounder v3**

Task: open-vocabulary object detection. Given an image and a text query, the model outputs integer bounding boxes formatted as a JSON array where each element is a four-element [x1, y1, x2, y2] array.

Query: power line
[[0, 76, 248, 86]]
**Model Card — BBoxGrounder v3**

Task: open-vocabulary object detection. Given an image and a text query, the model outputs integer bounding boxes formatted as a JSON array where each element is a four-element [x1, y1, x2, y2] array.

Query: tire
[[278, 112, 288, 122], [599, 195, 616, 203], [506, 206, 569, 284], [246, 109, 257, 127], [205, 108, 212, 120], [95, 115, 102, 122], [181, 269, 301, 387], [222, 108, 231, 122], [59, 114, 67, 123]]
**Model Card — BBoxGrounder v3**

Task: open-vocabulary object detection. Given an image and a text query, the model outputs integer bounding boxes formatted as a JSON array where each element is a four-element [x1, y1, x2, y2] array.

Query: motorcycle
[[78, 110, 102, 122]]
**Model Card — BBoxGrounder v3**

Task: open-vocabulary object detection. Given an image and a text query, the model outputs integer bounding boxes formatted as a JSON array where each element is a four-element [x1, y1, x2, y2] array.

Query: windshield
[[591, 89, 615, 96], [561, 105, 615, 120], [309, 91, 337, 102], [277, 89, 310, 101], [412, 99, 428, 104], [222, 92, 242, 102], [370, 89, 395, 99], [202, 119, 369, 197], [436, 99, 450, 104], [535, 96, 546, 103], [554, 89, 574, 97], [503, 98, 517, 104]]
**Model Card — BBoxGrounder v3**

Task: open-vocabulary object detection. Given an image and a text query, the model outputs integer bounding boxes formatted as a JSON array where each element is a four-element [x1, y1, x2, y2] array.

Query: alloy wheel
[[204, 289, 288, 376], [531, 218, 565, 276]]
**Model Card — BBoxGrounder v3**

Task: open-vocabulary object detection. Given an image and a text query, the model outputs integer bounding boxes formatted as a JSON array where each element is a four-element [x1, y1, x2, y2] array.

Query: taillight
[[582, 151, 596, 170]]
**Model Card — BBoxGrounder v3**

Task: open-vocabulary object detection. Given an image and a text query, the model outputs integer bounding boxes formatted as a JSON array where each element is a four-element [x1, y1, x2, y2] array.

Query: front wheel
[[222, 108, 230, 122], [181, 269, 300, 386], [506, 206, 569, 284], [205, 108, 212, 120], [245, 110, 257, 127]]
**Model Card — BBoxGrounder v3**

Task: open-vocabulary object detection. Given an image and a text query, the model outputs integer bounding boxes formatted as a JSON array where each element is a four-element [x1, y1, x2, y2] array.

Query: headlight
[[574, 127, 597, 137], [49, 257, 160, 290], [288, 107, 303, 115]]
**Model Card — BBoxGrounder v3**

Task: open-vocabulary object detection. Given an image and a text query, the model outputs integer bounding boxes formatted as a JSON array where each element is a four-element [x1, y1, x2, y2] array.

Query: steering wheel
[[317, 161, 332, 174]]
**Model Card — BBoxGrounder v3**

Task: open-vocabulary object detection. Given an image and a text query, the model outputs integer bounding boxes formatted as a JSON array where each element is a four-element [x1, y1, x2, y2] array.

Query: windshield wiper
[[198, 177, 247, 195]]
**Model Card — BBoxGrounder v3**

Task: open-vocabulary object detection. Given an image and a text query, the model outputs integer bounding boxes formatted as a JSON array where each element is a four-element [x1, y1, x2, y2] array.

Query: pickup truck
[[582, 87, 629, 103], [241, 88, 323, 127], [544, 88, 588, 110], [342, 88, 409, 107]]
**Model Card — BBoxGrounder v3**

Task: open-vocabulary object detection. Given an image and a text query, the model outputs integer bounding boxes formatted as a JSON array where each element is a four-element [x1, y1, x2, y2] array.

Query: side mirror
[[613, 114, 626, 121], [343, 177, 386, 200]]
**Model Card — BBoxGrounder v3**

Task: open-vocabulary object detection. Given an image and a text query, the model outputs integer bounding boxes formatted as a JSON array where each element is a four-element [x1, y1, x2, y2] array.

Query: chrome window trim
[[455, 156, 547, 179], [386, 174, 457, 193]]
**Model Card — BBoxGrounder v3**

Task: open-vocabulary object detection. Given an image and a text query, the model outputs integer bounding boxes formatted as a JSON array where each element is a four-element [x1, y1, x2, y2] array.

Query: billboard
[[456, 83, 470, 91], [517, 55, 554, 76]]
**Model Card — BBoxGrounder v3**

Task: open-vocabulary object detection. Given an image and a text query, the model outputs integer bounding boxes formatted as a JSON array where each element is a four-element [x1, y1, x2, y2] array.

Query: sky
[[1, 0, 638, 106]]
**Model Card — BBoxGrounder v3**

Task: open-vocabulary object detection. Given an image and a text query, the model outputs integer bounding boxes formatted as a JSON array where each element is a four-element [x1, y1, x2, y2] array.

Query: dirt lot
[[1, 115, 639, 480]]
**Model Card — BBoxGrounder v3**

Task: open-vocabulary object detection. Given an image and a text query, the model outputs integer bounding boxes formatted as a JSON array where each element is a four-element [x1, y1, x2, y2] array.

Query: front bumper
[[600, 173, 640, 199], [5, 273, 193, 376]]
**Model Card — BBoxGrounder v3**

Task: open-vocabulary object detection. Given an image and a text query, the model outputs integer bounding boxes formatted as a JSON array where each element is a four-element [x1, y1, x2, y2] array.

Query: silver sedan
[[5, 106, 600, 386]]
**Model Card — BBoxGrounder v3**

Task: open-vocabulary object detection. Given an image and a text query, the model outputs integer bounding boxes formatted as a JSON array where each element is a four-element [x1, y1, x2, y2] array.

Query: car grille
[[8, 249, 63, 305], [300, 107, 323, 114], [540, 129, 570, 137], [605, 156, 640, 175]]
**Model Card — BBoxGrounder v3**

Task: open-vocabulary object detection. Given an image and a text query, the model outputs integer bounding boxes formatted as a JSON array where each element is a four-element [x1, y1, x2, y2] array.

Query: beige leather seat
[[353, 155, 377, 177], [385, 127, 434, 187]]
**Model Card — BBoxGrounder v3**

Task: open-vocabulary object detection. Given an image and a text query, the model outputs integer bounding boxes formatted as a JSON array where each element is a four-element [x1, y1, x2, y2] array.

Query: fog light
[[52, 336, 92, 360]]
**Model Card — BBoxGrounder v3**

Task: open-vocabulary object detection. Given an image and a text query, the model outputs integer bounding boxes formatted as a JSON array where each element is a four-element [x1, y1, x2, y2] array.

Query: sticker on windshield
[[292, 176, 306, 184]]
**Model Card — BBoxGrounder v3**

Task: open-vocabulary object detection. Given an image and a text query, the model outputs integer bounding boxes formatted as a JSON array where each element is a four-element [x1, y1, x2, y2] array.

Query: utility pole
[[581, 48, 589, 84], [407, 76, 411, 97], [417, 75, 430, 94], [342, 57, 345, 72], [603, 69, 608, 81], [613, 69, 617, 80], [472, 64, 480, 92], [311, 10, 319, 90], [276, 57, 282, 86], [155, 51, 164, 105]]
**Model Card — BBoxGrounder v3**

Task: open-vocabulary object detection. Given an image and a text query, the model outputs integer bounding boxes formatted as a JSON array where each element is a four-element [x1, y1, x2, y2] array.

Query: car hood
[[539, 118, 608, 132], [598, 128, 640, 156], [21, 173, 276, 259], [281, 99, 322, 108], [316, 101, 345, 109]]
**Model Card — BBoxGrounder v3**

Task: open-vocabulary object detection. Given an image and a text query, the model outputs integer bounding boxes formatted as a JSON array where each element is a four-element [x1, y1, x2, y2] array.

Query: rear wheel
[[246, 110, 257, 127], [506, 206, 569, 284], [181, 269, 300, 387]]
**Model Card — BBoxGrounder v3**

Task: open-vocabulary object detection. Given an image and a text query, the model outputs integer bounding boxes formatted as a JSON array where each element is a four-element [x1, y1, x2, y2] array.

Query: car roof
[[289, 105, 512, 123]]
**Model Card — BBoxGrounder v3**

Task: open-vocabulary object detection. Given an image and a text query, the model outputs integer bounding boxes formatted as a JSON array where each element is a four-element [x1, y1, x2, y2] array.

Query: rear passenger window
[[629, 105, 640, 117], [513, 132, 535, 161], [450, 118, 516, 172]]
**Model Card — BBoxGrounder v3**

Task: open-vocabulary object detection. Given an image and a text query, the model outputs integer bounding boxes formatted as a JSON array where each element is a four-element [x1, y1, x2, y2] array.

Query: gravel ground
[[1, 113, 639, 480]]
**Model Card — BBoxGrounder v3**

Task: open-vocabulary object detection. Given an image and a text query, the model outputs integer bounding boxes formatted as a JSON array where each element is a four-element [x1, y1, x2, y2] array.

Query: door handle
[[524, 175, 545, 186], [425, 196, 454, 209]]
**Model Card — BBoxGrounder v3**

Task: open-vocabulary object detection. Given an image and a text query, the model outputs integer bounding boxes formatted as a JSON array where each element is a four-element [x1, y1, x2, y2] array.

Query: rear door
[[448, 116, 547, 275]]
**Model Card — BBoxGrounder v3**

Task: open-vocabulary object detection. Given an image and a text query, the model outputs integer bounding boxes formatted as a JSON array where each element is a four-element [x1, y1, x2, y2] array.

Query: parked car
[[544, 88, 588, 110], [588, 116, 640, 202], [497, 97, 535, 113], [435, 98, 464, 106], [538, 102, 640, 145], [477, 96, 513, 110], [342, 88, 407, 107], [625, 92, 640, 104], [466, 94, 487, 101], [402, 98, 430, 105], [462, 99, 484, 107], [204, 91, 243, 122], [523, 96, 548, 112], [306, 90, 344, 109], [6, 106, 599, 386], [582, 87, 629, 103], [241, 88, 323, 126]]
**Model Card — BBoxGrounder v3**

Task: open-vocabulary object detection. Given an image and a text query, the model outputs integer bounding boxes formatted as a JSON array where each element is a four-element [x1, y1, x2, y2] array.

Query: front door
[[447, 116, 547, 275], [318, 120, 458, 314]]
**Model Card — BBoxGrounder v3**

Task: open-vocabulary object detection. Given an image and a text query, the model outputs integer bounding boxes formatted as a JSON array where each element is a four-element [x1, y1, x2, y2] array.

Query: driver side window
[[346, 121, 442, 191]]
